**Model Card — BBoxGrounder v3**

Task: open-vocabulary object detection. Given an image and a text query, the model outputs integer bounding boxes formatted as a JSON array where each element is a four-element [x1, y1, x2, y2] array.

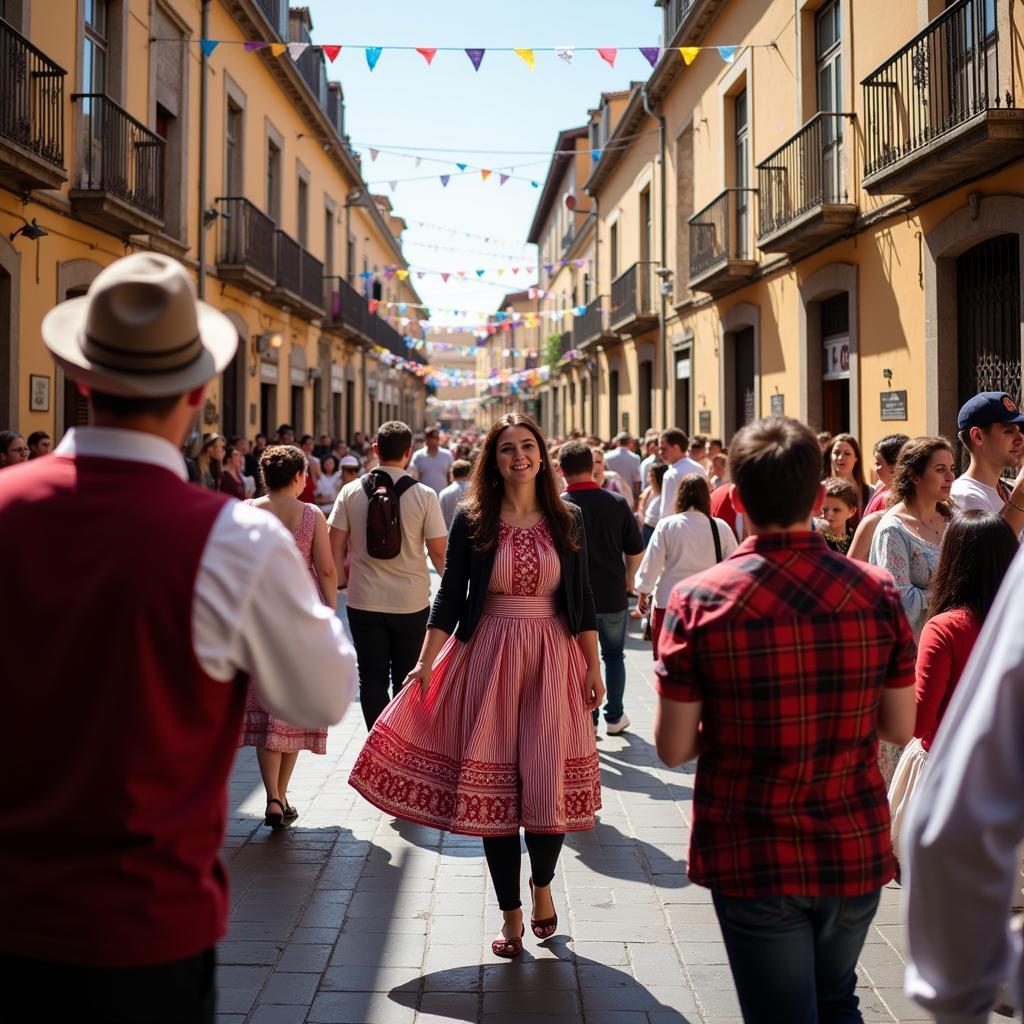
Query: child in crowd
[[816, 477, 860, 554]]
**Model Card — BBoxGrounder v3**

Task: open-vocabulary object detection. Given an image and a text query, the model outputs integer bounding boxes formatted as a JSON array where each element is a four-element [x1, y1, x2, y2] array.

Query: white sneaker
[[593, 719, 600, 738], [606, 715, 630, 736]]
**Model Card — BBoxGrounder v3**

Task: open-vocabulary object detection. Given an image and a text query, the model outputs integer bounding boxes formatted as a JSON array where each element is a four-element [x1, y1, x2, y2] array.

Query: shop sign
[[698, 410, 712, 432], [823, 336, 850, 381], [770, 394, 785, 416], [880, 390, 908, 421]]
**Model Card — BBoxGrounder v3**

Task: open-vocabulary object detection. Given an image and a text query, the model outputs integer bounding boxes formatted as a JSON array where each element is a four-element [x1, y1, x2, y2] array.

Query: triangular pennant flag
[[591, 148, 602, 162], [456, 162, 468, 172], [481, 169, 492, 181], [514, 48, 535, 71], [416, 47, 437, 65], [597, 48, 618, 68], [475, 269, 485, 277], [555, 45, 574, 63], [497, 268, 505, 276], [269, 43, 287, 57], [530, 180, 539, 188], [287, 42, 308, 61], [465, 48, 485, 71], [543, 263, 554, 273], [397, 301, 408, 312], [397, 270, 409, 281], [575, 259, 588, 268], [243, 41, 267, 52], [439, 174, 450, 187], [365, 46, 382, 71], [369, 148, 379, 162], [200, 39, 219, 58], [417, 272, 425, 280], [717, 45, 737, 64], [368, 299, 379, 314], [512, 267, 520, 275], [640, 46, 660, 68], [680, 46, 700, 65], [441, 272, 450, 282], [388, 181, 397, 192], [499, 173, 510, 185], [323, 44, 341, 63], [458, 271, 466, 279]]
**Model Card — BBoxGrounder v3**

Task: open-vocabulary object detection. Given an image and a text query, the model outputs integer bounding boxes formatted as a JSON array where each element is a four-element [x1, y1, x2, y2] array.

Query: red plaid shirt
[[656, 531, 916, 897]]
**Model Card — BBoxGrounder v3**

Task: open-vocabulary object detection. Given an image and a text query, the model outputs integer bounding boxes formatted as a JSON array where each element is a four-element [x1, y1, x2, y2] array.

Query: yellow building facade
[[531, 0, 1024, 458], [0, 0, 426, 443], [475, 289, 543, 425]]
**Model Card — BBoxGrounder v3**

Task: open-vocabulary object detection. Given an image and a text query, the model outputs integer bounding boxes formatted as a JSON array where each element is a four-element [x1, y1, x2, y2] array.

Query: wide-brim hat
[[41, 253, 238, 398]]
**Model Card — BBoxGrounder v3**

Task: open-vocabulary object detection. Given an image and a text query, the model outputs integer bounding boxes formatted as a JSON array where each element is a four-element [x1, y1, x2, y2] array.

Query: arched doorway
[[220, 310, 249, 439], [956, 234, 1021, 411]]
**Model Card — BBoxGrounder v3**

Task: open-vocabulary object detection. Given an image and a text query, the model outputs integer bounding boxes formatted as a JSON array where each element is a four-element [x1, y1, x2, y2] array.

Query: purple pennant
[[543, 263, 554, 273], [243, 41, 267, 52], [640, 46, 660, 68], [440, 174, 450, 187], [465, 48, 486, 71]]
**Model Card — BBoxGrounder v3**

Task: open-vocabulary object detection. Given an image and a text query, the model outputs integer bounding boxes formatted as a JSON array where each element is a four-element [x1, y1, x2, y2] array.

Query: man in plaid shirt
[[655, 417, 916, 1023]]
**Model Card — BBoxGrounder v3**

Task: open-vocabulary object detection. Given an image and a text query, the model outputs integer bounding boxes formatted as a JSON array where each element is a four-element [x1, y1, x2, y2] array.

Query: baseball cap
[[339, 455, 361, 469], [957, 392, 1024, 432]]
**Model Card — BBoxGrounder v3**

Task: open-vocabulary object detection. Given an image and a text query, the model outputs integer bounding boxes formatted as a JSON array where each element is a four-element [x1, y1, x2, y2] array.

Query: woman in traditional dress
[[240, 445, 337, 828], [349, 413, 604, 958]]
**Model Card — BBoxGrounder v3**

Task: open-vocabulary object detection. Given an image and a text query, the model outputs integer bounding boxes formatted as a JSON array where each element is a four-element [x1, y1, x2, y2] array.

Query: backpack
[[362, 470, 417, 559]]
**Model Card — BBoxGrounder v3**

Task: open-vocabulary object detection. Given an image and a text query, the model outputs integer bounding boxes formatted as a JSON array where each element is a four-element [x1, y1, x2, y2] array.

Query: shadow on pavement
[[598, 731, 694, 800], [567, 817, 690, 888], [389, 941, 696, 1022]]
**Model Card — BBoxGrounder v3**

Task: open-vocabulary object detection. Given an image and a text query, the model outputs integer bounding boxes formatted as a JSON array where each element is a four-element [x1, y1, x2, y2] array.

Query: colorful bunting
[[269, 43, 287, 57], [287, 42, 308, 60], [591, 148, 601, 162], [200, 39, 219, 58], [465, 48, 486, 71], [243, 41, 267, 52], [416, 47, 437, 65], [396, 270, 409, 281], [640, 46, 660, 68], [455, 162, 468, 171], [555, 45, 574, 63], [514, 48, 535, 71], [499, 173, 510, 185], [388, 180, 397, 192], [323, 44, 341, 62], [441, 273, 450, 282], [597, 48, 618, 68], [680, 46, 700, 65], [368, 299, 379, 314], [480, 169, 492, 181], [369, 148, 380, 161], [475, 269, 485, 277], [440, 174, 450, 187], [717, 45, 738, 64], [365, 46, 382, 70]]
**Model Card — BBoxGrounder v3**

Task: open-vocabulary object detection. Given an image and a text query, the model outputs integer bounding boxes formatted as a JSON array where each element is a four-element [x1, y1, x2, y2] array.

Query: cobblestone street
[[216, 615, 937, 1024]]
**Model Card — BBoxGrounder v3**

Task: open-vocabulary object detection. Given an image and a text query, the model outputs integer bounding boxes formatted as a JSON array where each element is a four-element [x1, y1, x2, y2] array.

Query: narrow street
[[218, 624, 927, 1024]]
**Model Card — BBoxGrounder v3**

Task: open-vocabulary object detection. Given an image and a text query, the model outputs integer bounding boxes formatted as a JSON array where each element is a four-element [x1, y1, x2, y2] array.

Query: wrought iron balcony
[[69, 93, 164, 236], [688, 188, 758, 296], [270, 229, 325, 319], [0, 17, 66, 191], [215, 197, 276, 292], [327, 275, 373, 344], [610, 261, 658, 333], [756, 112, 858, 256], [862, 0, 1024, 197], [559, 331, 573, 357], [572, 295, 611, 348]]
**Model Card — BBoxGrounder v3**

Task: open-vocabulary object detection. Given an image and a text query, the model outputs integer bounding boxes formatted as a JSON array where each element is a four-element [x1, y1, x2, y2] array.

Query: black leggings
[[482, 832, 565, 911]]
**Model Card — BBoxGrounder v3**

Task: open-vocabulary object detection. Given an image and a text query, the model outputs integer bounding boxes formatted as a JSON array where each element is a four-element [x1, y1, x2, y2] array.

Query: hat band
[[82, 331, 204, 375]]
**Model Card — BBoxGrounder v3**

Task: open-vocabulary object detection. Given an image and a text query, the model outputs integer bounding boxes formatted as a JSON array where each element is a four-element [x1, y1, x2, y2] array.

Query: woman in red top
[[889, 510, 1017, 853], [218, 445, 246, 500]]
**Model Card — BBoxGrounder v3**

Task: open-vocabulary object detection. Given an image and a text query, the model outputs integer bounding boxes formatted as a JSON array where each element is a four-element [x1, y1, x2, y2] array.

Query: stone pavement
[[218, 622, 934, 1024]]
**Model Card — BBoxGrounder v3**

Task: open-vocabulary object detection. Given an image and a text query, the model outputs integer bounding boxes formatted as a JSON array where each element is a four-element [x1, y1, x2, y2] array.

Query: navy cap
[[957, 391, 1024, 432]]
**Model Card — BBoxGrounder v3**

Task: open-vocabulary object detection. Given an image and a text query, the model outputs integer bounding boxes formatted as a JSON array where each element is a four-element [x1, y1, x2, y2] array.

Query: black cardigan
[[427, 505, 598, 642]]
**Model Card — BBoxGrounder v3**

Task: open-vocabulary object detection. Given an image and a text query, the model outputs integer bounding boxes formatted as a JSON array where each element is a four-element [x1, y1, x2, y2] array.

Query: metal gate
[[957, 234, 1022, 410]]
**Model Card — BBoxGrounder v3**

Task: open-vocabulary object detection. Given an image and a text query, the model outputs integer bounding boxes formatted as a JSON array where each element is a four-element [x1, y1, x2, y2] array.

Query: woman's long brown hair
[[886, 435, 954, 518], [462, 414, 579, 552]]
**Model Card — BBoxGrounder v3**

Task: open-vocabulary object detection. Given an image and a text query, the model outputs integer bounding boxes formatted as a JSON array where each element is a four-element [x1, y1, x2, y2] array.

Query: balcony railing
[[560, 331, 573, 357], [0, 16, 66, 181], [272, 229, 324, 317], [862, 0, 1013, 180], [573, 295, 609, 348], [610, 261, 657, 329], [216, 197, 276, 284], [300, 246, 325, 313], [689, 189, 757, 280], [71, 93, 163, 220], [757, 112, 856, 241], [329, 276, 372, 339]]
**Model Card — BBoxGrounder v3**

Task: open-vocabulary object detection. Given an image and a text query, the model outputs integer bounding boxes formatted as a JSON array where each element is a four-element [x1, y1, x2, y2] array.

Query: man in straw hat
[[0, 254, 356, 1021]]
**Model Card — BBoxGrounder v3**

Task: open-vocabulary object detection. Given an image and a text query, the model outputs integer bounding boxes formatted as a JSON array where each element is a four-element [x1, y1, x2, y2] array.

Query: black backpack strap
[[393, 475, 417, 498], [708, 513, 723, 563]]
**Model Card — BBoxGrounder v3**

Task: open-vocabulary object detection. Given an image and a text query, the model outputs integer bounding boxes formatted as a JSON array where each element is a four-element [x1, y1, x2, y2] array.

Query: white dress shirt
[[56, 428, 356, 729], [659, 456, 708, 520], [605, 446, 641, 487], [903, 545, 1024, 1023], [438, 478, 469, 530], [634, 511, 738, 608]]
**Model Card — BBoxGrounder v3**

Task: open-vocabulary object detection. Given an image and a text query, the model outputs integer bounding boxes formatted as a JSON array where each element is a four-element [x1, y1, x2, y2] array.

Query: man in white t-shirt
[[409, 426, 453, 494], [658, 427, 708, 521], [329, 421, 448, 728], [605, 432, 642, 498], [950, 391, 1024, 538]]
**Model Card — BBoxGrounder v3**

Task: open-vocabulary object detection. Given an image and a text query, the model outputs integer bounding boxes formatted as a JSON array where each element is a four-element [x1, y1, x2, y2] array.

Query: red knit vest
[[0, 454, 246, 965]]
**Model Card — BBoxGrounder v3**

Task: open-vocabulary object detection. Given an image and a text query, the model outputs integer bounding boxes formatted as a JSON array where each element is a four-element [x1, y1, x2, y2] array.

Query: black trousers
[[482, 832, 566, 911], [346, 605, 430, 729], [1, 947, 215, 1023]]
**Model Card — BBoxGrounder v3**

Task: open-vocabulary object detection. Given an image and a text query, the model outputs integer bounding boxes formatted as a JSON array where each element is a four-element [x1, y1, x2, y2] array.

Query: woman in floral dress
[[350, 414, 604, 958]]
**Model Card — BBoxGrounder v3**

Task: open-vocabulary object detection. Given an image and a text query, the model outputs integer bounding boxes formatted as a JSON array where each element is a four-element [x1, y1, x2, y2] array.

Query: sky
[[306, 1, 663, 328]]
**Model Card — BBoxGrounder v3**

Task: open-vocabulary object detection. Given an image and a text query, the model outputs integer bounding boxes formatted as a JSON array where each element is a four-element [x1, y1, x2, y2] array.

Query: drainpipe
[[197, 0, 210, 299], [591, 195, 600, 437], [641, 85, 669, 429]]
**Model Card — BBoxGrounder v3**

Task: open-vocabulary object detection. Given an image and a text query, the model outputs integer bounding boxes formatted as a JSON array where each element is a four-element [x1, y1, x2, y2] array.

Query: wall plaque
[[880, 390, 908, 421], [770, 394, 785, 416], [698, 410, 711, 433]]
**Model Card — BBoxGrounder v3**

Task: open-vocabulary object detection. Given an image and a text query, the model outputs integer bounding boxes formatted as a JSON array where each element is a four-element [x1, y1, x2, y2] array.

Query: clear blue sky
[[307, 1, 662, 325]]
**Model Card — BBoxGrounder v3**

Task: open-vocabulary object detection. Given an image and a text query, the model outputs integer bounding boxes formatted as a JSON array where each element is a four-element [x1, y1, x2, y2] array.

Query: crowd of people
[[5, 251, 1024, 1022]]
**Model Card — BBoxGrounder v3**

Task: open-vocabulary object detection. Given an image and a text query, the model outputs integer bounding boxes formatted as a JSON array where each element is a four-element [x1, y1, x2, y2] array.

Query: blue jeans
[[712, 890, 881, 1024], [594, 610, 627, 723]]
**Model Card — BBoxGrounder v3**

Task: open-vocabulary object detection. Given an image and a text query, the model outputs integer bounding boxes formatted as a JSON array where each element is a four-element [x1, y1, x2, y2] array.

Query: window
[[83, 0, 108, 94], [324, 206, 335, 276], [267, 138, 281, 222], [816, 1, 841, 113], [734, 90, 750, 258], [225, 101, 243, 195], [609, 222, 619, 279], [297, 174, 308, 247]]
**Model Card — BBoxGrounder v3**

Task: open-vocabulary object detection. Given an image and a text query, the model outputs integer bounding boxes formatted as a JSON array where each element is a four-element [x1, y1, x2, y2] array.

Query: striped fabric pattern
[[349, 519, 601, 836]]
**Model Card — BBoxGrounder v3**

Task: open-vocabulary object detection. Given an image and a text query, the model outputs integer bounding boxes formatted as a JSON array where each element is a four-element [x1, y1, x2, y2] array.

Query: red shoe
[[529, 878, 558, 940], [491, 923, 525, 958]]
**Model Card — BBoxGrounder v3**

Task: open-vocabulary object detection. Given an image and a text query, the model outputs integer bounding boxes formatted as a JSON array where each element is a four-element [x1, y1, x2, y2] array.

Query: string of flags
[[194, 39, 750, 72], [359, 258, 584, 284]]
